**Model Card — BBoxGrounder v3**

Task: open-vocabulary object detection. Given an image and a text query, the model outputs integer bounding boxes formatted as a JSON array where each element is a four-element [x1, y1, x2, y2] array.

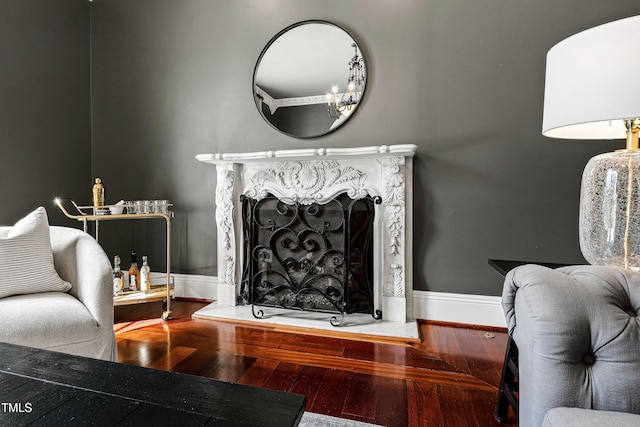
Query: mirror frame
[[252, 20, 367, 139]]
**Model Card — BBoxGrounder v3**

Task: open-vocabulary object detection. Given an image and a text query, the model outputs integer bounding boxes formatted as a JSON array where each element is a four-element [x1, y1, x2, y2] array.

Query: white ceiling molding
[[255, 86, 360, 115]]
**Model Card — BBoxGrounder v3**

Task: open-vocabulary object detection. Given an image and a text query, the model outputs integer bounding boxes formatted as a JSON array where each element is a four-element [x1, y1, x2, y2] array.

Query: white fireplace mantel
[[196, 144, 416, 322]]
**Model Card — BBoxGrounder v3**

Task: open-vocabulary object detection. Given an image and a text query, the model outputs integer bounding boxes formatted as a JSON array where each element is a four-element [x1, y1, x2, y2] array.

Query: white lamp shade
[[542, 15, 640, 139]]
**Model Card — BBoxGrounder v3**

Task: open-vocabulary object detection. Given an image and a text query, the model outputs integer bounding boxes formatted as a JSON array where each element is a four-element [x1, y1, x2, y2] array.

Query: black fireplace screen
[[240, 193, 381, 326]]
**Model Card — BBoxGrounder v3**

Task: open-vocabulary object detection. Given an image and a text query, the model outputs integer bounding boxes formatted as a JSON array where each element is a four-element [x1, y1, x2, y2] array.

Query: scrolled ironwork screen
[[240, 193, 379, 326]]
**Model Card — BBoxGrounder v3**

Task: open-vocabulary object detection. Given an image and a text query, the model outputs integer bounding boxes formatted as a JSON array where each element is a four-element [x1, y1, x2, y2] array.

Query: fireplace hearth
[[196, 144, 416, 324]]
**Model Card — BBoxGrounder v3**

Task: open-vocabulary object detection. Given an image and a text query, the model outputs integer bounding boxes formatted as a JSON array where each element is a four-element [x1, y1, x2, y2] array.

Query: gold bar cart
[[55, 198, 174, 320]]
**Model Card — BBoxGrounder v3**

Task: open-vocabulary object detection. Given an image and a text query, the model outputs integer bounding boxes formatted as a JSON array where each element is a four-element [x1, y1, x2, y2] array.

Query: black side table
[[488, 259, 569, 423], [494, 335, 519, 422]]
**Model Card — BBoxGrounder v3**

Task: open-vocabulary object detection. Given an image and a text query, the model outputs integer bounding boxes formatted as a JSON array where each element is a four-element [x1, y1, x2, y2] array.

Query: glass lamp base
[[580, 150, 640, 270]]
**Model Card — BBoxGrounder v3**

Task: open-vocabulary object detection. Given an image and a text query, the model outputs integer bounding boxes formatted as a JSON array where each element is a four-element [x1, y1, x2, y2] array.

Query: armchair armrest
[[502, 264, 640, 427], [49, 226, 113, 329]]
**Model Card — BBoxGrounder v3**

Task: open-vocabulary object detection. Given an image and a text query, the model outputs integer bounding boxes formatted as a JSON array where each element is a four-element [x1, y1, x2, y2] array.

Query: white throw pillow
[[0, 207, 72, 298]]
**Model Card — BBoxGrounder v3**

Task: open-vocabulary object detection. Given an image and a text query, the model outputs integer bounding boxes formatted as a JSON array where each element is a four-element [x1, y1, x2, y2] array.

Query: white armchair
[[0, 225, 116, 361]]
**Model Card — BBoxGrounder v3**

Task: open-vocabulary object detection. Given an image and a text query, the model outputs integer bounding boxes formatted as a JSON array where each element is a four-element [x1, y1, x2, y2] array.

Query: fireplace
[[196, 144, 416, 323]]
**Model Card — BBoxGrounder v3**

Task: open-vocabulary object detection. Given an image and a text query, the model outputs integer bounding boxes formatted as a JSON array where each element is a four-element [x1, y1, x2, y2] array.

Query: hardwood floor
[[115, 300, 518, 427]]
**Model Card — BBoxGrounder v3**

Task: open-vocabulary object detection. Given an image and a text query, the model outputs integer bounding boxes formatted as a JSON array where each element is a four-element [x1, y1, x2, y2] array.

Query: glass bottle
[[92, 178, 105, 207], [128, 251, 139, 291], [140, 255, 151, 291], [113, 255, 124, 295]]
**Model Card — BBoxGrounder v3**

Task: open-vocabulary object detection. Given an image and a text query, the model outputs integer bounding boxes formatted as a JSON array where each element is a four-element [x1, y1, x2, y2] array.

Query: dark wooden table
[[0, 342, 305, 426]]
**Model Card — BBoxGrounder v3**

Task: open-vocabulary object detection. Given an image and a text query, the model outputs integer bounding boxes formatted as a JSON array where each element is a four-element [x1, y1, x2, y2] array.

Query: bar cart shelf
[[55, 198, 174, 320], [112, 283, 175, 307]]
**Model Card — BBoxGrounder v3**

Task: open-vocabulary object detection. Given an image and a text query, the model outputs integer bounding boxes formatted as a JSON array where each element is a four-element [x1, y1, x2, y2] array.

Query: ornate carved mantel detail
[[246, 160, 368, 204], [382, 157, 406, 257], [197, 144, 416, 322], [215, 166, 237, 301], [381, 157, 407, 298], [216, 169, 235, 252], [387, 264, 404, 298]]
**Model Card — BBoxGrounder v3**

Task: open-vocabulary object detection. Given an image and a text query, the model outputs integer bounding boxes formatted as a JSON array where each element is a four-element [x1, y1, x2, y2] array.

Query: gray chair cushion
[[543, 407, 640, 427]]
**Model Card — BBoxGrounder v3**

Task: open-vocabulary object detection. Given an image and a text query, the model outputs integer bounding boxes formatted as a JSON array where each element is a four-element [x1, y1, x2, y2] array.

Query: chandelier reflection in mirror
[[326, 43, 366, 119]]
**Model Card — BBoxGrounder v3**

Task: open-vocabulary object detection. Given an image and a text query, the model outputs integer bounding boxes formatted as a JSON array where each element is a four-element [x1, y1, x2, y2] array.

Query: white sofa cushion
[[0, 292, 101, 349], [0, 207, 72, 298]]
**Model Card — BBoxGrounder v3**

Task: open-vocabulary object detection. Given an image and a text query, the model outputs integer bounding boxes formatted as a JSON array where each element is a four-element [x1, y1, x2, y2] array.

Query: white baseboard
[[150, 272, 218, 301], [412, 290, 506, 328], [157, 273, 506, 328]]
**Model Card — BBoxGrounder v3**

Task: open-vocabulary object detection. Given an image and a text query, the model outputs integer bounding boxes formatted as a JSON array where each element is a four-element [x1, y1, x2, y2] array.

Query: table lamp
[[542, 15, 640, 270]]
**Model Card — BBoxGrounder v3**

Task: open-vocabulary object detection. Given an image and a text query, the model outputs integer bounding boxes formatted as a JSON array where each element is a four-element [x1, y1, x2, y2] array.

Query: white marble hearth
[[193, 302, 420, 342]]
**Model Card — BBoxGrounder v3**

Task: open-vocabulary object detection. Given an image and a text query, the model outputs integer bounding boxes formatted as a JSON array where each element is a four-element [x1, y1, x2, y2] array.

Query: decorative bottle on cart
[[113, 255, 124, 295], [128, 251, 139, 291], [92, 178, 104, 207], [140, 255, 151, 291]]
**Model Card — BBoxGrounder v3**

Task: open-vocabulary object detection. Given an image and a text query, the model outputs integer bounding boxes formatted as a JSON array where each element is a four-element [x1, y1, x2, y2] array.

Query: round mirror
[[253, 21, 367, 139]]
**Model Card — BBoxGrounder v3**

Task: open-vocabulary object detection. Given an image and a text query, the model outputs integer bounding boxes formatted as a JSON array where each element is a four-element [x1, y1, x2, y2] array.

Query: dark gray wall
[[0, 0, 91, 226], [90, 0, 640, 295]]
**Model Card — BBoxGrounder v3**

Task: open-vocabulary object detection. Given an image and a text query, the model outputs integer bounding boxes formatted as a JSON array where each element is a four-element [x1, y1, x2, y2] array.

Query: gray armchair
[[0, 226, 116, 361], [502, 264, 640, 427]]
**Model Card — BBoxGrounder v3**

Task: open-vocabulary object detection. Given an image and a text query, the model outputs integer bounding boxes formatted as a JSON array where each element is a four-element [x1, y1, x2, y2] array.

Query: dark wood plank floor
[[115, 300, 518, 427]]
